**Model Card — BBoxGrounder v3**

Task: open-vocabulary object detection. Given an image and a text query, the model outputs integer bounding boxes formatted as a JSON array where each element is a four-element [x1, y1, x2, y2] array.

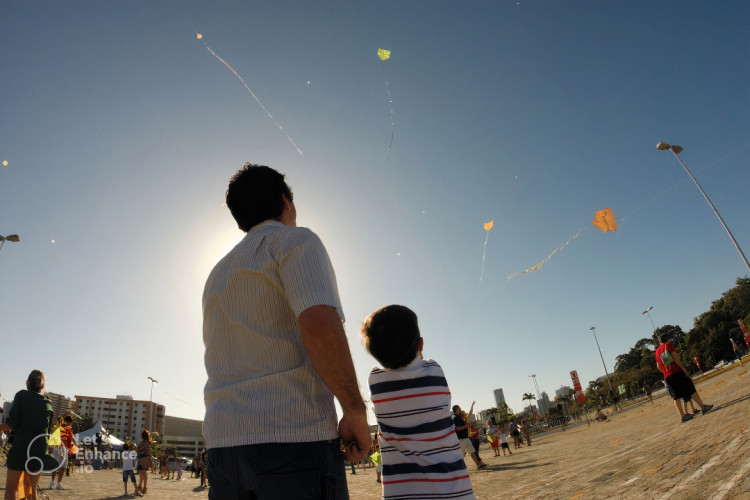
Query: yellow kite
[[48, 426, 61, 446], [195, 33, 203, 40], [377, 48, 391, 61], [592, 208, 617, 232], [484, 220, 494, 231]]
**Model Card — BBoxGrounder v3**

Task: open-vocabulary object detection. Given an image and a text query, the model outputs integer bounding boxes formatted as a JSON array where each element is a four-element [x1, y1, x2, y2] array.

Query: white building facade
[[75, 395, 165, 441]]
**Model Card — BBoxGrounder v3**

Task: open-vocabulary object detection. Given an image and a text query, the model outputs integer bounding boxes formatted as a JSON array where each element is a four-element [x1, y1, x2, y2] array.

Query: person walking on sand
[[202, 164, 369, 499], [509, 420, 521, 449], [643, 382, 654, 405], [135, 430, 153, 496], [486, 419, 500, 457], [521, 420, 532, 446], [655, 334, 713, 423], [0, 370, 56, 500]]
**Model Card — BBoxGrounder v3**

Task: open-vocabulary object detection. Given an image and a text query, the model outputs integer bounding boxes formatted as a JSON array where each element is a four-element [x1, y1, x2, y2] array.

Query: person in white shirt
[[202, 164, 369, 499], [121, 443, 138, 497]]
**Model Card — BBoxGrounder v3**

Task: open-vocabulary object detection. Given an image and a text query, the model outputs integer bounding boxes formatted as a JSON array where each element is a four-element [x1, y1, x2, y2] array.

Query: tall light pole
[[148, 377, 158, 402], [657, 143, 750, 271], [589, 327, 613, 393], [0, 234, 20, 252], [642, 306, 657, 343], [528, 374, 541, 401], [529, 374, 545, 421]]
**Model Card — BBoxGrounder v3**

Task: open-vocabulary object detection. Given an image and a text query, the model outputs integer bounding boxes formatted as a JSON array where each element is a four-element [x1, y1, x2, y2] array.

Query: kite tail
[[202, 42, 304, 158], [507, 229, 583, 280], [480, 231, 491, 283]]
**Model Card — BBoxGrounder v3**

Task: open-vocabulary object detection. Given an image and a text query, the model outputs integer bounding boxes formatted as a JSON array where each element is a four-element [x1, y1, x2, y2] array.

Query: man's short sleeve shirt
[[202, 221, 343, 448]]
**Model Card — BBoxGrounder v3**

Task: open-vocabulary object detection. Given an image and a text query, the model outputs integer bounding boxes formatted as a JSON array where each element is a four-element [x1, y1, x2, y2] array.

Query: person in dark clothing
[[0, 370, 56, 499]]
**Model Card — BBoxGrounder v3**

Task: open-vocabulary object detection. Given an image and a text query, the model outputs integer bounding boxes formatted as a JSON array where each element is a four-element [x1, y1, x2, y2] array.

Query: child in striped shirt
[[361, 305, 475, 500]]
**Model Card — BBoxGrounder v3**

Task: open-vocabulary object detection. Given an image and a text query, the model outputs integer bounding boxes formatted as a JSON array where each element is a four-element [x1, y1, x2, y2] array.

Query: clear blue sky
[[1, 1, 748, 423]]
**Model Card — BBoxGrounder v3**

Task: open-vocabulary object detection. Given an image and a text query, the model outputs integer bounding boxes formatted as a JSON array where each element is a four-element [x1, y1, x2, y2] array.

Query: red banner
[[738, 320, 750, 348], [694, 357, 701, 370], [570, 370, 586, 405]]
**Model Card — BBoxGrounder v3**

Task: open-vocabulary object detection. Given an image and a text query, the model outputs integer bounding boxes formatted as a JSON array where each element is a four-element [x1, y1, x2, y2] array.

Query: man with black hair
[[203, 164, 369, 499]]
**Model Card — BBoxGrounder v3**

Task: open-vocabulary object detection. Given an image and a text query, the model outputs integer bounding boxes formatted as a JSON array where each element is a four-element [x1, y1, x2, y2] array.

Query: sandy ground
[[2, 362, 748, 499]]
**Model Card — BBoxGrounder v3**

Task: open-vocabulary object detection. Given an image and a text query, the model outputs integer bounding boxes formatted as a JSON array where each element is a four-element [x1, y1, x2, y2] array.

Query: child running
[[361, 305, 475, 499]]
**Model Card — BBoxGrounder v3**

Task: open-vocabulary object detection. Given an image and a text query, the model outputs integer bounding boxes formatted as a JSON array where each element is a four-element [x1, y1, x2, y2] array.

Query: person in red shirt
[[655, 335, 713, 423], [49, 415, 76, 490]]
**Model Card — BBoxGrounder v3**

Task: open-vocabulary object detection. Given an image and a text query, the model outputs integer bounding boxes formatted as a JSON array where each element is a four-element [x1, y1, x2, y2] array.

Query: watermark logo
[[25, 433, 136, 475]]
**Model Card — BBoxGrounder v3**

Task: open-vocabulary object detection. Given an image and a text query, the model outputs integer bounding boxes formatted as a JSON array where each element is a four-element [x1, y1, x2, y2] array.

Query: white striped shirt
[[369, 357, 475, 500], [202, 220, 344, 448]]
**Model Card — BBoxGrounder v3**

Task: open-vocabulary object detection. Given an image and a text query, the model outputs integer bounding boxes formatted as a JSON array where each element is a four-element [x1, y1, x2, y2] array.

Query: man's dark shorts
[[665, 371, 696, 401], [207, 439, 347, 500]]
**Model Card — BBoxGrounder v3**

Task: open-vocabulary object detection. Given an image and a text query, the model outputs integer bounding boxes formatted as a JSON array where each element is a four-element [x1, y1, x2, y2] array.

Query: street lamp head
[[642, 306, 653, 315], [656, 142, 683, 154], [590, 327, 596, 331]]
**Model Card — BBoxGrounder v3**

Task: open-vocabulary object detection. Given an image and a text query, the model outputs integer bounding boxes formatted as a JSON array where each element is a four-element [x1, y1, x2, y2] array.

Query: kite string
[[479, 231, 490, 283], [202, 42, 304, 158]]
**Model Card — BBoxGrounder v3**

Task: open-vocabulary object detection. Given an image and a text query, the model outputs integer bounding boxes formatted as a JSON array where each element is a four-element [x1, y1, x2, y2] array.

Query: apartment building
[[75, 395, 165, 441]]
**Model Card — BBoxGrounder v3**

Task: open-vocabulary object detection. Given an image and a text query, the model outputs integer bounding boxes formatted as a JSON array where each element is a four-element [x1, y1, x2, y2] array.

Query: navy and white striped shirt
[[369, 357, 475, 499], [202, 220, 344, 448]]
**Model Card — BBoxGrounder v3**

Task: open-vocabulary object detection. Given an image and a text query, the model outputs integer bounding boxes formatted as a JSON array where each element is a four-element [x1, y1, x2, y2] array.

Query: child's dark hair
[[360, 305, 420, 369], [123, 443, 130, 451]]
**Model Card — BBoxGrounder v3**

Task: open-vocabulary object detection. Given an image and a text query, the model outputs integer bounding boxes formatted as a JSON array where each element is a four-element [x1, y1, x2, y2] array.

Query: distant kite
[[195, 33, 203, 40], [509, 208, 618, 279], [480, 220, 494, 283], [378, 48, 395, 150], [2, 160, 7, 166], [592, 208, 617, 232]]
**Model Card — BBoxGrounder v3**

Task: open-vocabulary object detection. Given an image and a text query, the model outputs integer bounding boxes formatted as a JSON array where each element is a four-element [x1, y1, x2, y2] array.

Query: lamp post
[[589, 327, 613, 393], [529, 374, 547, 422], [0, 234, 20, 252], [656, 143, 750, 271], [642, 306, 657, 344], [148, 377, 158, 402]]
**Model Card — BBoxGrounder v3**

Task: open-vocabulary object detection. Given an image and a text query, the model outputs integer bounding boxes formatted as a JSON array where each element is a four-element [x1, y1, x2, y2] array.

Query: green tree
[[72, 414, 95, 434]]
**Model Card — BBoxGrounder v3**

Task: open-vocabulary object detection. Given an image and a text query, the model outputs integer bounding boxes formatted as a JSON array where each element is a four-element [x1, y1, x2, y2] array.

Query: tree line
[[481, 277, 749, 420], [584, 277, 749, 406]]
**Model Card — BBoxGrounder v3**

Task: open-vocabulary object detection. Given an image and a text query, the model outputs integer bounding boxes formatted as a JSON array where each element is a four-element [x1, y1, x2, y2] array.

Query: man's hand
[[338, 412, 371, 463]]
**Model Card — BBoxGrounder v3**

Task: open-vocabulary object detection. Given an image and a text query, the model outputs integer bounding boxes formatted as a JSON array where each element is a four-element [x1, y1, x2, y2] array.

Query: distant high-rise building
[[46, 392, 73, 421], [539, 392, 551, 416], [493, 388, 506, 407], [75, 395, 165, 441]]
